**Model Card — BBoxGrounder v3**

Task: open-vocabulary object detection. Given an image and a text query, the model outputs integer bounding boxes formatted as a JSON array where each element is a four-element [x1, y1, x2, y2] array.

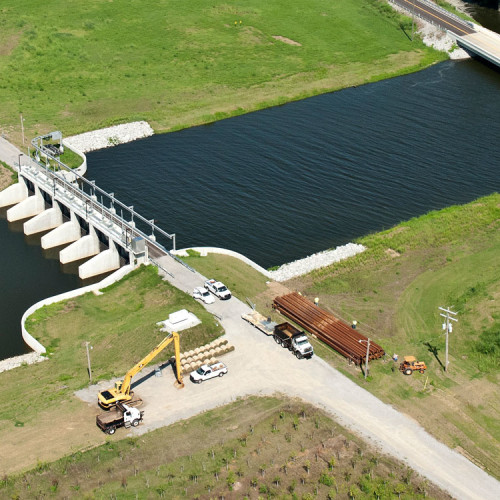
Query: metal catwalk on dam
[[0, 132, 176, 280]]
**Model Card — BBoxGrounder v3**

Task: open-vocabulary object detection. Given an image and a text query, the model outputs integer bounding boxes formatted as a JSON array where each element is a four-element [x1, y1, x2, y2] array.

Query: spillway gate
[[0, 132, 176, 280]]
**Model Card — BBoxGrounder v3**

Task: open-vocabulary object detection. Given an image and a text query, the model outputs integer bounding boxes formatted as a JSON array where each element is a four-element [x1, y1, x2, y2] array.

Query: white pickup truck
[[190, 362, 228, 383], [204, 279, 231, 300]]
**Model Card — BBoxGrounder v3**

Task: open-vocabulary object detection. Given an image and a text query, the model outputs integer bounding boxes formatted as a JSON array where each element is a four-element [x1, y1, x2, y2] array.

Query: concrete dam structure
[[0, 132, 176, 280]]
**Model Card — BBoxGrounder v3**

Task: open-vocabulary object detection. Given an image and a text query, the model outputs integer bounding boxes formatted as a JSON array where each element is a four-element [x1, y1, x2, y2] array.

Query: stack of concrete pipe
[[178, 337, 234, 374]]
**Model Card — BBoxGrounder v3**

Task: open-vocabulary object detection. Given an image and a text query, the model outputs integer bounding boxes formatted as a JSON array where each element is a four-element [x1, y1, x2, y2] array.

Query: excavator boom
[[98, 331, 183, 409]]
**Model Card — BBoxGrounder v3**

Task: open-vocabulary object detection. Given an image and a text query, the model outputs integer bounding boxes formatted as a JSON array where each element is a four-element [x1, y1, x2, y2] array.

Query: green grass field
[[0, 0, 445, 145], [0, 397, 448, 499], [288, 193, 500, 477], [179, 194, 500, 478], [181, 252, 269, 303], [0, 266, 222, 427]]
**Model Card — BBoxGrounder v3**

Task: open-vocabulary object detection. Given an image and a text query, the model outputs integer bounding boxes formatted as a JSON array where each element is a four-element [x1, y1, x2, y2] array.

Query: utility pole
[[358, 338, 371, 380], [411, 1, 415, 42], [20, 113, 25, 145], [85, 341, 93, 383], [439, 306, 458, 372]]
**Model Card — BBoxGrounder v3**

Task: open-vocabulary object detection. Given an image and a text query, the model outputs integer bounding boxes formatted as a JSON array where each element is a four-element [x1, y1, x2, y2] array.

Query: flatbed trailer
[[241, 311, 277, 336]]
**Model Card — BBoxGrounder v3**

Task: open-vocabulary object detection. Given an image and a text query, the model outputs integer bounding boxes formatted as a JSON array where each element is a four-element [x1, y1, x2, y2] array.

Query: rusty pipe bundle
[[273, 293, 385, 365]]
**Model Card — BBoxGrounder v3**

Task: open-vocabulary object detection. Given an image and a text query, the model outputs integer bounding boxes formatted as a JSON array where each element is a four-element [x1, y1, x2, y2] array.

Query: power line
[[439, 306, 458, 372]]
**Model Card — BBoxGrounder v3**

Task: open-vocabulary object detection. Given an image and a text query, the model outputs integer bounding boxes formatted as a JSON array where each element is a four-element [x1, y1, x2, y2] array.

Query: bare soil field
[[0, 397, 452, 499]]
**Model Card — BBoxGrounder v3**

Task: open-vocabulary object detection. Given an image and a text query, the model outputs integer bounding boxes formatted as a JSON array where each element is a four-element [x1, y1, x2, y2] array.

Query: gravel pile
[[64, 121, 154, 153], [269, 243, 366, 282], [0, 352, 45, 374]]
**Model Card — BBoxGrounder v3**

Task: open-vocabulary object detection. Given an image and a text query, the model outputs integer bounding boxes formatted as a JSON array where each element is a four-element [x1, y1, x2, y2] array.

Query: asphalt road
[[392, 0, 475, 36], [79, 253, 500, 500]]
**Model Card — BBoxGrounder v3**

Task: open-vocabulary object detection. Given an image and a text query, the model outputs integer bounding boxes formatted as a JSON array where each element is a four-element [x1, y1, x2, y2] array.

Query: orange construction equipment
[[399, 356, 427, 375]]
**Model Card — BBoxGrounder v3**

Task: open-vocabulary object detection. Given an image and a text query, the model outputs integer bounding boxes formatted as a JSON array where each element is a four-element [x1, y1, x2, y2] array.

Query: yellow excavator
[[98, 331, 184, 409]]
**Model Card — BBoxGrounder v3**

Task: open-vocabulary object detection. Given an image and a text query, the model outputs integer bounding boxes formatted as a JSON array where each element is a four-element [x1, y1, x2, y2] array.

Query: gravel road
[[78, 254, 500, 500]]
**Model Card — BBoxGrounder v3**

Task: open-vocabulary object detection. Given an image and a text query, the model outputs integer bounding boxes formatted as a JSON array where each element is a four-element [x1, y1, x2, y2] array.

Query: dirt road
[[78, 254, 500, 500]]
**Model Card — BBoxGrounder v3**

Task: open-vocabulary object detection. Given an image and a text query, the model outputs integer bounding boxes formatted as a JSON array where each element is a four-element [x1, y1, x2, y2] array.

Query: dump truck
[[273, 322, 314, 359], [399, 356, 427, 375], [96, 402, 144, 434]]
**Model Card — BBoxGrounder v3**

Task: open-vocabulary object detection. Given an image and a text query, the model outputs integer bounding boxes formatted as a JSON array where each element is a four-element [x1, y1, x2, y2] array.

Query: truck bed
[[274, 322, 302, 339], [242, 311, 277, 336], [96, 407, 123, 426]]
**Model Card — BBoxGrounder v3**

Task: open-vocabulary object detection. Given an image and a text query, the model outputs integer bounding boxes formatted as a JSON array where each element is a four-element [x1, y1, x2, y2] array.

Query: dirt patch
[[0, 401, 99, 475], [0, 164, 14, 191], [272, 35, 301, 46], [0, 33, 20, 57], [385, 248, 401, 258], [255, 280, 292, 311]]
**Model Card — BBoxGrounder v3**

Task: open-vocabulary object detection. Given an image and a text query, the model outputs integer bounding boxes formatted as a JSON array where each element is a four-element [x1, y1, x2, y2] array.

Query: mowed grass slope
[[286, 193, 500, 477], [0, 265, 223, 472], [0, 0, 444, 142]]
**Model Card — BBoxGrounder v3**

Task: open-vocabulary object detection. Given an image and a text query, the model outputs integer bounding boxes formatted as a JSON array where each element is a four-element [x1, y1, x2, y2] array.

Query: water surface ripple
[[87, 60, 500, 269], [1, 59, 500, 360]]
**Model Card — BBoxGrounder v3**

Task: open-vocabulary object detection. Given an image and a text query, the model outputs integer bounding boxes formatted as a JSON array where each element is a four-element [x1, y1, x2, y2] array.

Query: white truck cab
[[204, 279, 232, 300]]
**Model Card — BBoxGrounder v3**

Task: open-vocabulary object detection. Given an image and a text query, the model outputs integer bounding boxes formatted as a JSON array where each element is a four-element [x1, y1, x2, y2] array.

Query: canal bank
[[2, 57, 500, 361]]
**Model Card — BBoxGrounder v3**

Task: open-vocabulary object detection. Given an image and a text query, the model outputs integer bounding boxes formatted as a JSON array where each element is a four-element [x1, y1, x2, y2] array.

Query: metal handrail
[[29, 132, 176, 252]]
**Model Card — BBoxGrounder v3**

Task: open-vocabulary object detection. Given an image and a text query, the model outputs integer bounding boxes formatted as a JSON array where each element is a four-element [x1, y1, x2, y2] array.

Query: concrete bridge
[[0, 132, 175, 280], [391, 0, 500, 68]]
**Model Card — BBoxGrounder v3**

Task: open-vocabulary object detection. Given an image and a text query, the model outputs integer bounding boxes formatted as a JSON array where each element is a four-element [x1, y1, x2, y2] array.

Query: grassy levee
[[287, 193, 500, 478], [0, 0, 445, 144], [181, 252, 269, 303], [0, 397, 450, 499], [180, 194, 500, 479], [0, 265, 223, 472]]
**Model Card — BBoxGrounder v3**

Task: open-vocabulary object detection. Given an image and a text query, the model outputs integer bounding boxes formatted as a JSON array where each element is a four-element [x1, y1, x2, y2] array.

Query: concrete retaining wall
[[0, 181, 28, 208], [21, 265, 134, 355]]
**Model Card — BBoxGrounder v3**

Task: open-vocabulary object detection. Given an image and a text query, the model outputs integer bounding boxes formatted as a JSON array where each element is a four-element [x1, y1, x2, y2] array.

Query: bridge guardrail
[[27, 132, 176, 256], [388, 0, 473, 32]]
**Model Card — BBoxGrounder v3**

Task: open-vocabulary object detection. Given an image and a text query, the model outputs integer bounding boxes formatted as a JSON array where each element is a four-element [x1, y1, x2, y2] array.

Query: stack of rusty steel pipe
[[273, 292, 385, 365]]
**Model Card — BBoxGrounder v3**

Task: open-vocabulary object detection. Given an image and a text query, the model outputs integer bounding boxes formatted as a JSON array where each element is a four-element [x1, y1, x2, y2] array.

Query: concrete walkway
[[81, 254, 500, 500], [0, 136, 22, 169]]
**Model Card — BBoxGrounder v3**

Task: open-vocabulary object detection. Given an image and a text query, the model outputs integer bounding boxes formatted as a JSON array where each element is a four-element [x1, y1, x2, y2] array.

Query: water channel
[[1, 4, 500, 361]]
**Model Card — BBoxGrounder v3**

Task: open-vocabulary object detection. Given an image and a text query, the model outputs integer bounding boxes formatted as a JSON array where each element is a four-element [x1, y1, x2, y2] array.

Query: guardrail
[[388, 0, 473, 32], [28, 132, 176, 254]]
